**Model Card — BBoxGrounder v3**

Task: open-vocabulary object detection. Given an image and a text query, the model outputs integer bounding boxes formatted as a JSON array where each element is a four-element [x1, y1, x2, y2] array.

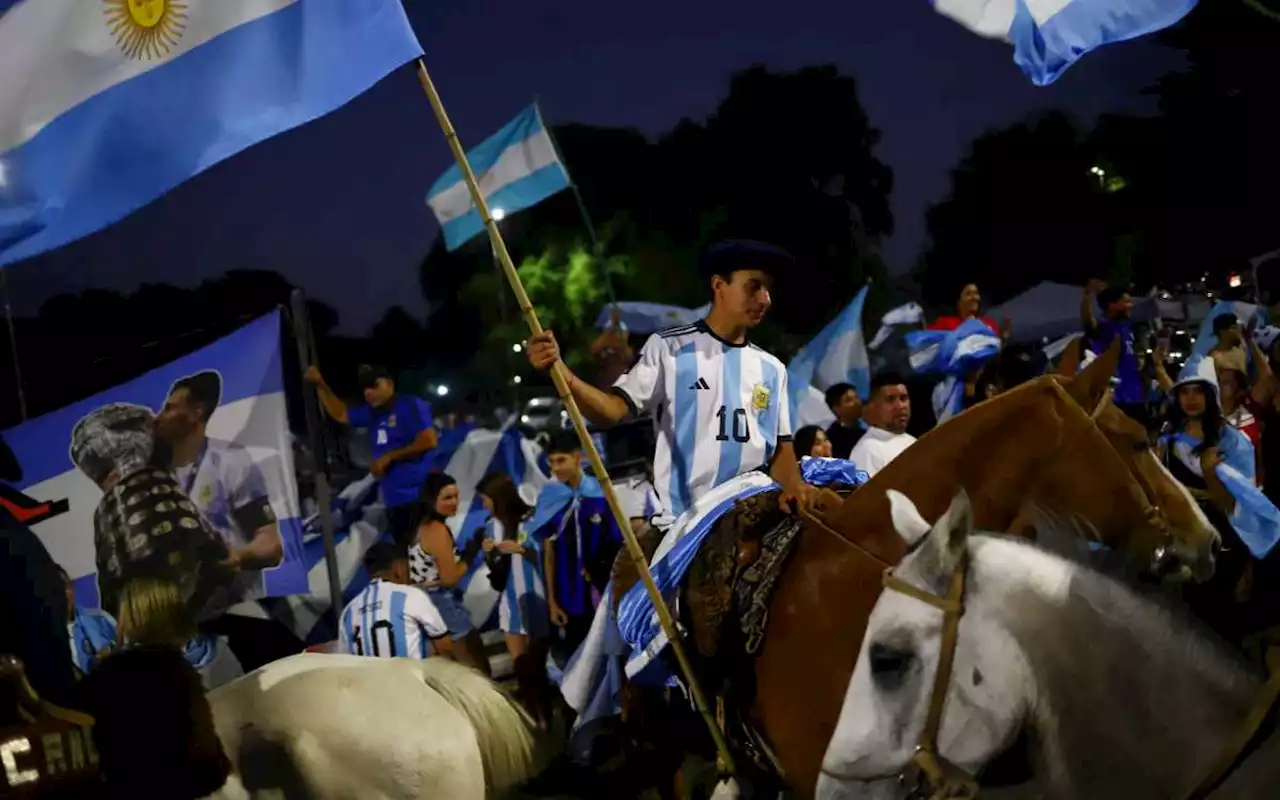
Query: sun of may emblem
[[104, 0, 189, 61], [751, 383, 771, 413]]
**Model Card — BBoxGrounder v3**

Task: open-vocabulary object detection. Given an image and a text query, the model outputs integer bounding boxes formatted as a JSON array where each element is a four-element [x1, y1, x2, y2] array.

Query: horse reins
[[843, 538, 1280, 800], [876, 558, 980, 800], [1089, 386, 1179, 569]]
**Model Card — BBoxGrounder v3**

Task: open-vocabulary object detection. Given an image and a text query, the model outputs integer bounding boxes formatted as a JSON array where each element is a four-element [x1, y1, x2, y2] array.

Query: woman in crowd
[[1157, 330, 1274, 481], [927, 282, 1006, 336], [1155, 358, 1258, 643], [793, 425, 833, 460], [115, 578, 243, 690], [477, 471, 552, 727], [410, 472, 490, 676]]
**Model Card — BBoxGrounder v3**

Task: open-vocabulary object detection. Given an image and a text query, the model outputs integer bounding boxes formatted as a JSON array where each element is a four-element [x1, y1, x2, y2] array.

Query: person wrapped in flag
[[1157, 354, 1280, 642], [529, 431, 623, 663]]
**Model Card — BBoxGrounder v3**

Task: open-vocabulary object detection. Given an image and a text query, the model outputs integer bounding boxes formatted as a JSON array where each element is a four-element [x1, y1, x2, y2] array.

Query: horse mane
[[77, 644, 230, 799]]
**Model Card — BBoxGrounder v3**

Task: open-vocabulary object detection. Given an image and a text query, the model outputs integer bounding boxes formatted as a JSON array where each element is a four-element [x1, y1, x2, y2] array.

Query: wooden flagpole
[[415, 60, 736, 775]]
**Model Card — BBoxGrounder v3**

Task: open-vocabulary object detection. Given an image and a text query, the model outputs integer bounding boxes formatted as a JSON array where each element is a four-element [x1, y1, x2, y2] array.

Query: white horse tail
[[415, 657, 538, 795]]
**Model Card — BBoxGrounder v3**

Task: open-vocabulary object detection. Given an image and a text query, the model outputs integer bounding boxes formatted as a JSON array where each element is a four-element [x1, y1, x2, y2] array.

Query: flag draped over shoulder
[[787, 285, 870, 428], [907, 317, 1002, 423], [929, 0, 1198, 86], [0, 0, 423, 267], [426, 104, 571, 250]]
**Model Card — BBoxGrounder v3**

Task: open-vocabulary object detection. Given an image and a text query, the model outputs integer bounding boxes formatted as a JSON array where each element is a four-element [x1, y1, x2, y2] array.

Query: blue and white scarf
[[1159, 427, 1280, 559]]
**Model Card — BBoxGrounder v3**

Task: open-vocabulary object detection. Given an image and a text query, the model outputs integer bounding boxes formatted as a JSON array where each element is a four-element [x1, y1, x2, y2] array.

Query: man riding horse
[[524, 239, 817, 519]]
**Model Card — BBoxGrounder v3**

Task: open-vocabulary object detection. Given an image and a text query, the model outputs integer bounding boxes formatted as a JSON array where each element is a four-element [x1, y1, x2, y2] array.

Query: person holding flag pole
[[416, 60, 816, 788]]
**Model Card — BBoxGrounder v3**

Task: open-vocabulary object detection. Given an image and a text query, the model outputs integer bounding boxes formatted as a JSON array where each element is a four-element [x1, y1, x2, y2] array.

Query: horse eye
[[868, 642, 914, 689]]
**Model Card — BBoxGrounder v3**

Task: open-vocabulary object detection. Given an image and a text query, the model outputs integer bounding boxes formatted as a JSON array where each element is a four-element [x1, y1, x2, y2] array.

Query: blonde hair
[[116, 578, 196, 647]]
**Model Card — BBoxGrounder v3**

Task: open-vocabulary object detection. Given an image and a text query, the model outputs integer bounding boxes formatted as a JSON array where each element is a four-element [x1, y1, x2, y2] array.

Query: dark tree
[[917, 111, 1122, 309]]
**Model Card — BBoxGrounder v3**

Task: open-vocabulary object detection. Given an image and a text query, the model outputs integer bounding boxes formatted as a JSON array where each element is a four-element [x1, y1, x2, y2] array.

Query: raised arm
[[304, 366, 350, 425], [1081, 280, 1101, 333]]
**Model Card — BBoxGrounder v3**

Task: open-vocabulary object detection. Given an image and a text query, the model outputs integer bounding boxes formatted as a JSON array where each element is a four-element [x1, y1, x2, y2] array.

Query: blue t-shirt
[[349, 395, 435, 507], [1088, 318, 1143, 405]]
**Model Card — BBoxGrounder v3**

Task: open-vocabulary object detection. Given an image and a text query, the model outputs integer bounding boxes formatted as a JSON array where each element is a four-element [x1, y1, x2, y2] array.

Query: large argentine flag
[[787, 284, 870, 427], [427, 104, 571, 251], [930, 0, 1198, 86], [0, 0, 423, 266]]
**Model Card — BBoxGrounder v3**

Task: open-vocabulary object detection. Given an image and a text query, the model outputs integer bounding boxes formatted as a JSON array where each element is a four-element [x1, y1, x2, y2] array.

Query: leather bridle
[[828, 542, 1280, 800], [827, 558, 981, 800], [1088, 387, 1180, 575]]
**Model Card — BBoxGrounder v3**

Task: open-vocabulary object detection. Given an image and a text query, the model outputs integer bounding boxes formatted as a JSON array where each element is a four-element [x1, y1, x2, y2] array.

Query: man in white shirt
[[849, 371, 916, 478], [524, 240, 815, 519]]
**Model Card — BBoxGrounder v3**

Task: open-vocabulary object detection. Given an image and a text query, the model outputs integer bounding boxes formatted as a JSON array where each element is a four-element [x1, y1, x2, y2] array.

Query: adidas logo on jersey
[[689, 377, 711, 391]]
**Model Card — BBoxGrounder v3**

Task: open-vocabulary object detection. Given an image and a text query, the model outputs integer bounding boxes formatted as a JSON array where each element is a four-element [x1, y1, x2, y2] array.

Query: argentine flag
[[907, 317, 1002, 423], [930, 0, 1198, 86], [787, 284, 870, 428], [0, 0, 423, 267], [427, 104, 572, 251]]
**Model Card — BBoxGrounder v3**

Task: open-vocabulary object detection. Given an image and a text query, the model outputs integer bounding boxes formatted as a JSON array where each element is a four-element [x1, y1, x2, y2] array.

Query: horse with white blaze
[[817, 488, 1280, 800]]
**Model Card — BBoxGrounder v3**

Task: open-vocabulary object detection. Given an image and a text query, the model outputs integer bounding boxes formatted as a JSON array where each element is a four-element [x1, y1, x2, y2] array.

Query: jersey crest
[[751, 383, 771, 414]]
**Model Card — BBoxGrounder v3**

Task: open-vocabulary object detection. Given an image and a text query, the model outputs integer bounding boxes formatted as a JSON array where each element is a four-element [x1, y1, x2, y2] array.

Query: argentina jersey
[[612, 320, 792, 518], [338, 579, 448, 660], [174, 437, 281, 601]]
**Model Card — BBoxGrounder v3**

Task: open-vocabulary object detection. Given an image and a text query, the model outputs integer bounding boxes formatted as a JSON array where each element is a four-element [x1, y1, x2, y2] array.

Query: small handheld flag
[[426, 104, 571, 251]]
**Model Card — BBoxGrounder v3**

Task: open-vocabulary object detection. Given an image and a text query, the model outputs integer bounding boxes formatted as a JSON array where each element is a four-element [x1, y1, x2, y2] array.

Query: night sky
[[7, 0, 1183, 334]]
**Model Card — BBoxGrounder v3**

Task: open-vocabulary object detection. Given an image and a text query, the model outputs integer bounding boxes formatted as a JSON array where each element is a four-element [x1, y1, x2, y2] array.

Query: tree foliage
[[920, 2, 1280, 304]]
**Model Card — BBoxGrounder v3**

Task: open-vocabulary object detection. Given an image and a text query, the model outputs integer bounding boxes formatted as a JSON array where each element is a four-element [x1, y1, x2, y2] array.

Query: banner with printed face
[[3, 310, 307, 618]]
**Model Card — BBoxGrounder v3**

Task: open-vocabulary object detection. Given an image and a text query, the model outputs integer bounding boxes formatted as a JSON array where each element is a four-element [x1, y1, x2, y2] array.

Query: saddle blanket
[[559, 459, 867, 762]]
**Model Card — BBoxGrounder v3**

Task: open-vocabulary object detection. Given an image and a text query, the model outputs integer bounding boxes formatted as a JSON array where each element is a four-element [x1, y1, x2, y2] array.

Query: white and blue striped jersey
[[338, 579, 447, 660], [612, 321, 792, 518]]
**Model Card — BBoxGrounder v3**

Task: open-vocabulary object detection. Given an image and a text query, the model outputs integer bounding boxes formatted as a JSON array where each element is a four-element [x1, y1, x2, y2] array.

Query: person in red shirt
[[927, 283, 1009, 337]]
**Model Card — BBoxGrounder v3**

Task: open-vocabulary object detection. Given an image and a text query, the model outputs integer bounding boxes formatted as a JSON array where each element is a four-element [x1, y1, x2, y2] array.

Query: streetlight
[[513, 375, 522, 385], [491, 207, 506, 222], [436, 384, 449, 397], [512, 342, 523, 353]]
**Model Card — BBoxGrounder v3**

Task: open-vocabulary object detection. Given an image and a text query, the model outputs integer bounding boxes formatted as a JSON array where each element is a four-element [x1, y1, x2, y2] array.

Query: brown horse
[[613, 340, 1220, 797], [747, 343, 1219, 796]]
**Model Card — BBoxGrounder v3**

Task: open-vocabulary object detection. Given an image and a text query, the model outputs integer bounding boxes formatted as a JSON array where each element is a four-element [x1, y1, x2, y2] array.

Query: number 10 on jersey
[[715, 405, 750, 443]]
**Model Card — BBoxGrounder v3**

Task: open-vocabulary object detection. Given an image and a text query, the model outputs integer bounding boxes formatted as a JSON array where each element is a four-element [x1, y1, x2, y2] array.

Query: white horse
[[81, 649, 538, 799], [816, 489, 1280, 800]]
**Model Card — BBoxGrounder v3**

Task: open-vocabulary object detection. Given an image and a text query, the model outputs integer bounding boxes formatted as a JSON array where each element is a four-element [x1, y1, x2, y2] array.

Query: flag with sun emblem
[[0, 0, 423, 266]]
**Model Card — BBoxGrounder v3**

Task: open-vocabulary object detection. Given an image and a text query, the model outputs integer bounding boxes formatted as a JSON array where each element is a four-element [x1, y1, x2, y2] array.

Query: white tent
[[988, 281, 1159, 344]]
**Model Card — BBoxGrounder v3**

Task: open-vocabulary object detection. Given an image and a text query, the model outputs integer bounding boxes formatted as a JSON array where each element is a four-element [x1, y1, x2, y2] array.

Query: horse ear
[[886, 490, 931, 546], [1065, 336, 1120, 409], [1055, 337, 1082, 377], [928, 488, 973, 573]]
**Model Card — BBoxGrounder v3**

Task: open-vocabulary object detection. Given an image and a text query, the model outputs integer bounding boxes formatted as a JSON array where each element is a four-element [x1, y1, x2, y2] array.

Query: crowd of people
[[8, 235, 1280, 796]]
